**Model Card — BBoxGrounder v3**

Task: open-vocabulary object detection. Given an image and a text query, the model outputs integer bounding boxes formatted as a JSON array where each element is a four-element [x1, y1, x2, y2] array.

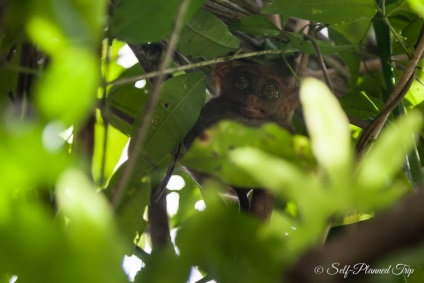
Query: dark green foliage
[[1, 0, 424, 282]]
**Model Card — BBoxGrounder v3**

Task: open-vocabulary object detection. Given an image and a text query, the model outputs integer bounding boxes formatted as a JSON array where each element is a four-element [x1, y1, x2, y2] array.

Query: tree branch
[[356, 24, 424, 155], [286, 189, 424, 283]]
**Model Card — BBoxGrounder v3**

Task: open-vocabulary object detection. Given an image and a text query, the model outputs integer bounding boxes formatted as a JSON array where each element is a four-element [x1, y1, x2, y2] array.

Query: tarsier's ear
[[214, 62, 237, 96], [214, 61, 237, 83]]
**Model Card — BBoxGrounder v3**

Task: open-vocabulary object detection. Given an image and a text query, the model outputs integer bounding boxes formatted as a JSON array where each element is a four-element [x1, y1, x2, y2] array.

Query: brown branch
[[356, 25, 424, 155], [286, 189, 424, 283], [304, 33, 334, 93]]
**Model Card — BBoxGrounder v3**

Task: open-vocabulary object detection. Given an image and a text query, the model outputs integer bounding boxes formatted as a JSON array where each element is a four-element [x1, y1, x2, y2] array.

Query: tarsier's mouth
[[239, 103, 267, 118]]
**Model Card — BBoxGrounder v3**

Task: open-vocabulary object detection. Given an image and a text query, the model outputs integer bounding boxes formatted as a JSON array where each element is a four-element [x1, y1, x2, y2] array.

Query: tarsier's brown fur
[[184, 61, 300, 220]]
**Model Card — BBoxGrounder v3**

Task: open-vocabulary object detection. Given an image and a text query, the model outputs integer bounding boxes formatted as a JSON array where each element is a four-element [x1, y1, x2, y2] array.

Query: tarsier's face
[[218, 64, 299, 122]]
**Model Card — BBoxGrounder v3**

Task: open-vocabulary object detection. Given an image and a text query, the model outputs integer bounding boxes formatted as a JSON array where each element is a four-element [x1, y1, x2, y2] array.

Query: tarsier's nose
[[247, 94, 260, 104]]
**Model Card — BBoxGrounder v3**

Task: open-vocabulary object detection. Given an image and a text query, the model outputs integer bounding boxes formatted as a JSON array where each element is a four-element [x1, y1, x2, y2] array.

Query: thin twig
[[356, 24, 424, 155], [304, 33, 334, 93], [294, 23, 311, 81], [110, 0, 192, 208], [109, 49, 290, 87], [152, 144, 182, 202]]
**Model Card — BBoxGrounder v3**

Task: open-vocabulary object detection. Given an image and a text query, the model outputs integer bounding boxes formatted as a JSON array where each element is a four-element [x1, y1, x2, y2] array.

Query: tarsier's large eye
[[233, 74, 250, 90], [262, 83, 280, 100]]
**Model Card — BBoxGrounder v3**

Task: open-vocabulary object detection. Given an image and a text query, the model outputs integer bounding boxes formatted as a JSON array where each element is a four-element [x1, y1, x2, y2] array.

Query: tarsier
[[183, 61, 300, 220]]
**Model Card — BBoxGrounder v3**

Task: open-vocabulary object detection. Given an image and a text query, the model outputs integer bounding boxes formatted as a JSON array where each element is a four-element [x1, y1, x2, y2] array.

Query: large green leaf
[[177, 9, 240, 58], [131, 72, 206, 176], [356, 111, 422, 192], [300, 78, 353, 187], [262, 0, 377, 25], [111, 0, 179, 43], [229, 147, 312, 196], [111, 0, 204, 44]]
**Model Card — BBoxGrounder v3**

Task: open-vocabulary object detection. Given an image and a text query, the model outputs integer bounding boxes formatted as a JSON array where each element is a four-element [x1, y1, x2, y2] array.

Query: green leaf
[[286, 32, 357, 55], [0, 123, 70, 193], [229, 15, 281, 37], [135, 247, 191, 283], [176, 206, 285, 283], [300, 78, 353, 185], [407, 0, 424, 17], [229, 147, 310, 195], [111, 0, 204, 44], [110, 0, 179, 44], [262, 0, 377, 25], [35, 49, 99, 126], [182, 121, 300, 187], [340, 91, 384, 120], [229, 147, 331, 251], [92, 115, 129, 186], [177, 10, 240, 58], [405, 76, 424, 108], [27, 0, 106, 49], [330, 19, 373, 44], [55, 168, 127, 283], [356, 111, 423, 191], [131, 72, 206, 176]]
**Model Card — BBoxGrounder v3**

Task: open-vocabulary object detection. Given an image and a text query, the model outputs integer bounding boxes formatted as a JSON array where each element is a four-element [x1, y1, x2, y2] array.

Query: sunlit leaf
[[405, 78, 424, 108], [56, 168, 127, 283], [182, 121, 301, 187], [356, 111, 422, 191], [229, 147, 310, 195], [92, 114, 129, 187], [407, 0, 424, 17], [300, 78, 352, 185], [34, 48, 99, 126], [0, 123, 69, 194]]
